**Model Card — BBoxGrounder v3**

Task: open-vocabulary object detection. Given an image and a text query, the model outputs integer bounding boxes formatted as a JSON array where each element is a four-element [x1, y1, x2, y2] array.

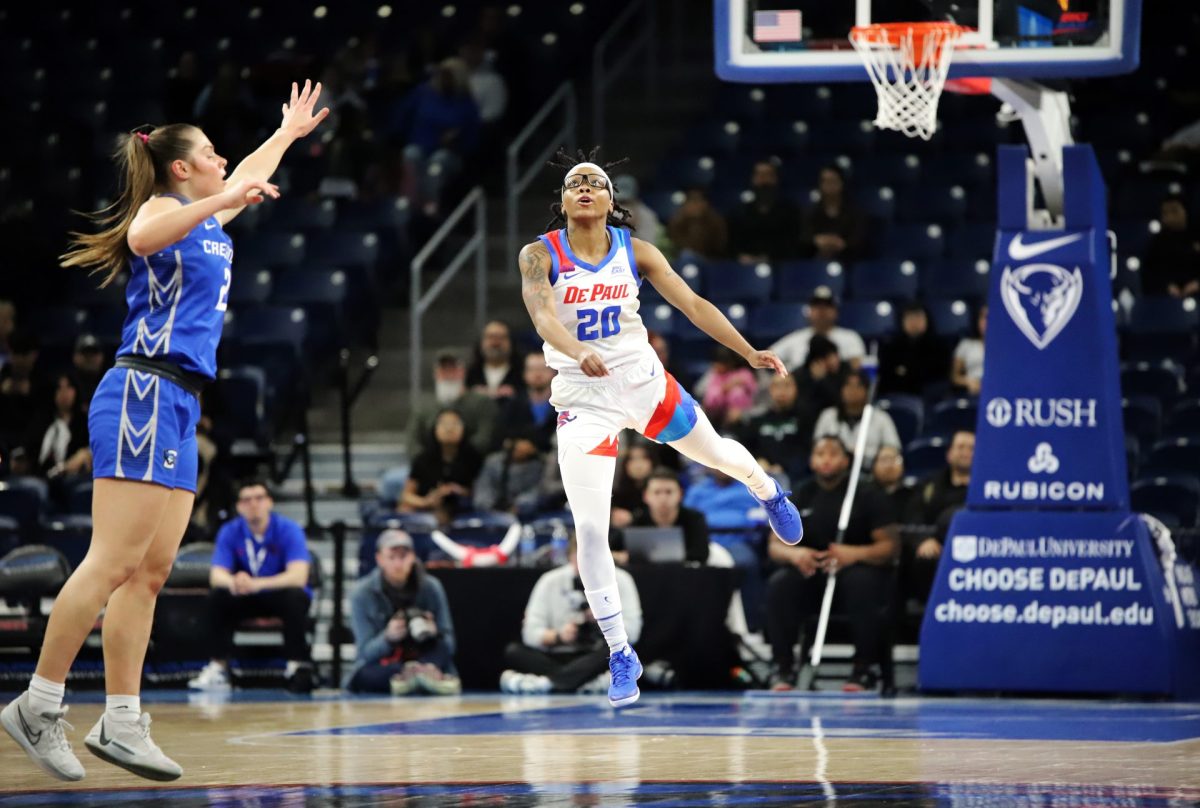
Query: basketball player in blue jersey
[[518, 148, 804, 708], [1, 81, 329, 782]]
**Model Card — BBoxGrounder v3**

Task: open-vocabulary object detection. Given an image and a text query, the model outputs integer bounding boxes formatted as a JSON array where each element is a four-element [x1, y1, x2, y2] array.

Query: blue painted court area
[[1, 782, 1196, 807], [293, 693, 1200, 744]]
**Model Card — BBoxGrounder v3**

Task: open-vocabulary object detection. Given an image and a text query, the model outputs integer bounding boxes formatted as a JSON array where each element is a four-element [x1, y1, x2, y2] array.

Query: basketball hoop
[[849, 22, 972, 141]]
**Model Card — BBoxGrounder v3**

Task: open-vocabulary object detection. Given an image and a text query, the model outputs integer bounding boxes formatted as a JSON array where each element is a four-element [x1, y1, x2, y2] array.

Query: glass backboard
[[715, 0, 1141, 82]]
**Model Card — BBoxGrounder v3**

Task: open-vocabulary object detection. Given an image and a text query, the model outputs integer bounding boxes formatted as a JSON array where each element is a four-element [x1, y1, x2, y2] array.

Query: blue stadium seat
[[852, 154, 922, 188], [926, 299, 973, 338], [882, 224, 945, 260], [306, 231, 380, 271], [853, 186, 897, 222], [807, 120, 875, 154], [236, 232, 306, 270], [1124, 296, 1200, 362], [1131, 476, 1200, 529], [838, 300, 896, 341], [212, 367, 268, 447], [1111, 220, 1155, 263], [67, 271, 128, 309], [717, 302, 750, 334], [656, 156, 716, 190], [336, 196, 412, 235], [642, 189, 685, 223], [0, 516, 19, 560], [923, 151, 995, 190], [1122, 395, 1163, 444], [233, 306, 309, 357], [673, 260, 705, 295], [39, 515, 93, 571], [643, 303, 678, 337], [924, 258, 991, 302], [1113, 178, 1186, 220], [895, 185, 967, 227], [702, 261, 773, 303], [1143, 438, 1200, 477], [878, 395, 924, 448], [849, 260, 920, 301], [743, 120, 811, 156], [65, 480, 92, 517], [31, 306, 89, 348], [0, 481, 45, 535], [774, 260, 846, 302], [925, 398, 978, 437], [717, 85, 771, 124], [271, 269, 350, 348], [229, 267, 273, 308], [748, 302, 807, 344], [1166, 399, 1200, 439], [945, 223, 996, 261], [259, 197, 336, 233], [689, 120, 743, 156], [905, 436, 948, 480], [1121, 361, 1185, 402]]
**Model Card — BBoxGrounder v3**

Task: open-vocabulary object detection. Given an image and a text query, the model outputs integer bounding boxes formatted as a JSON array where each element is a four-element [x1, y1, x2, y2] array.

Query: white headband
[[565, 162, 613, 194]]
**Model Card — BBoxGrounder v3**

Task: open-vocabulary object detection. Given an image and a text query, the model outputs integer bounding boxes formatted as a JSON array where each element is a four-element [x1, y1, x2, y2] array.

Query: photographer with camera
[[345, 530, 461, 695], [500, 533, 642, 694]]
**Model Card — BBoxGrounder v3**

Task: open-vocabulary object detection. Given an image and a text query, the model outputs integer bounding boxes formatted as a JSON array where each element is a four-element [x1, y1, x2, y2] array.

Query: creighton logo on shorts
[[1000, 263, 1083, 350], [163, 449, 178, 470], [557, 411, 577, 429]]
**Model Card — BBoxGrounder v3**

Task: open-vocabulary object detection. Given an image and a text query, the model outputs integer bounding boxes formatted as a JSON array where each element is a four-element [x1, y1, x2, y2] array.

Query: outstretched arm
[[634, 238, 787, 375], [216, 79, 330, 225], [519, 241, 609, 377]]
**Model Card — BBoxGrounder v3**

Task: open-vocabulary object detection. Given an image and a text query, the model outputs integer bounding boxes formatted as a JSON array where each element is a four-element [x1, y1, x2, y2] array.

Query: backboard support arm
[[990, 78, 1074, 227]]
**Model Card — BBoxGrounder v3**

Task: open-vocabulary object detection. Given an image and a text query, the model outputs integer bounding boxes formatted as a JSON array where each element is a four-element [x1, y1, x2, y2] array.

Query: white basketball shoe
[[1, 692, 86, 781], [84, 713, 183, 781]]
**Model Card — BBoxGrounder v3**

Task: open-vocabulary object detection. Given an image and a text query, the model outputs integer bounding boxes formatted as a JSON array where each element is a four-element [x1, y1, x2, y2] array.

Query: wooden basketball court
[[2, 691, 1197, 805]]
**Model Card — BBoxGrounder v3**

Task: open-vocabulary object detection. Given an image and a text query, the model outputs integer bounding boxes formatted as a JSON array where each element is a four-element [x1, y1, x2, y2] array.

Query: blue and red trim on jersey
[[537, 227, 639, 286], [643, 372, 698, 443]]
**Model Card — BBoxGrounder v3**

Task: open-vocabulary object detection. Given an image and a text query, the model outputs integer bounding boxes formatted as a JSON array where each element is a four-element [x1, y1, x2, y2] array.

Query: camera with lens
[[404, 608, 436, 644]]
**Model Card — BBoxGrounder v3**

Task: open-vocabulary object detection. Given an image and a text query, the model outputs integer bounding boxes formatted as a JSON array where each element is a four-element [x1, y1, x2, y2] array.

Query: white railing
[[409, 187, 487, 414], [505, 82, 578, 268], [593, 0, 658, 146]]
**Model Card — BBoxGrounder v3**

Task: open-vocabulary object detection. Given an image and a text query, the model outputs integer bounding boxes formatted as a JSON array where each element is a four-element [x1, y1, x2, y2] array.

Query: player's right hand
[[575, 348, 609, 377], [221, 179, 280, 210]]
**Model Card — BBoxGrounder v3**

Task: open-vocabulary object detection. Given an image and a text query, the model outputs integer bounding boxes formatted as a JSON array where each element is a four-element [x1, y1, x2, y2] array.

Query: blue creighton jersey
[[116, 193, 232, 379]]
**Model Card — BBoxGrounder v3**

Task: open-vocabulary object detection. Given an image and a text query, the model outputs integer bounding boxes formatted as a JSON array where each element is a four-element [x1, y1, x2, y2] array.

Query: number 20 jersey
[[116, 194, 232, 380], [537, 226, 654, 382]]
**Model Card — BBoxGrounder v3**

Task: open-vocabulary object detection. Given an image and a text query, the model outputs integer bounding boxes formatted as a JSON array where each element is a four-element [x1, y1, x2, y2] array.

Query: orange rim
[[850, 21, 972, 58]]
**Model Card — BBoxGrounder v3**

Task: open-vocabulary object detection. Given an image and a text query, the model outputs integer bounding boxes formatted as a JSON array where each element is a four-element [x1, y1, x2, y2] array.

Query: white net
[[849, 23, 965, 141]]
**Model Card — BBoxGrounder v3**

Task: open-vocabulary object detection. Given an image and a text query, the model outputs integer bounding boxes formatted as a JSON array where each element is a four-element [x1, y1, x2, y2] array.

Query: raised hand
[[280, 79, 331, 140], [221, 179, 280, 210]]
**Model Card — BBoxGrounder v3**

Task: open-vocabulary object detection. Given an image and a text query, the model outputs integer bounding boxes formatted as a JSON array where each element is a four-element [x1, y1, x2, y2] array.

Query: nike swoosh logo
[[99, 718, 111, 745], [204, 220, 217, 229], [17, 706, 42, 745], [1007, 232, 1083, 261]]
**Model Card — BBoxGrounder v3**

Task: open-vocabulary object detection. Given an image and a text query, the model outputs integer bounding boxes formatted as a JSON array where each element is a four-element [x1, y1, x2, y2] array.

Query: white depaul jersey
[[537, 226, 655, 381]]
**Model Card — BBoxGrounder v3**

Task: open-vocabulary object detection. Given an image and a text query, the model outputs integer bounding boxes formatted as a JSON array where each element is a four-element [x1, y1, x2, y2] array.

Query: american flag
[[753, 9, 802, 43]]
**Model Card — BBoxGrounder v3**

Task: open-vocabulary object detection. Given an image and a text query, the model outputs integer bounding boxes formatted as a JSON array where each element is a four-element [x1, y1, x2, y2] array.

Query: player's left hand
[[280, 79, 331, 139], [745, 349, 787, 376]]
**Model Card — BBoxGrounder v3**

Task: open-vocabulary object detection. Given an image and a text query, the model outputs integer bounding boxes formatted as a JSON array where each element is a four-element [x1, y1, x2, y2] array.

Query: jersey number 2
[[216, 266, 231, 312], [577, 305, 621, 341]]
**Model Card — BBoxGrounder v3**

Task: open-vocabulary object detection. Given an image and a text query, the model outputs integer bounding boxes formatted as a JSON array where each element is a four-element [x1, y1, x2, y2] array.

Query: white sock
[[585, 584, 629, 653], [105, 694, 140, 724], [668, 407, 777, 498], [27, 674, 65, 716]]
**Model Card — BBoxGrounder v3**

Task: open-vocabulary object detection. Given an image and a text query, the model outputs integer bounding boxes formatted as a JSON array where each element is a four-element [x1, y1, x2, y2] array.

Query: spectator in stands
[[766, 436, 898, 691], [18, 373, 91, 501], [501, 533, 641, 694], [1142, 196, 1200, 298], [684, 468, 767, 632], [611, 443, 658, 528], [800, 165, 865, 261], [71, 334, 106, 410], [878, 302, 949, 397], [188, 480, 314, 694], [813, 370, 901, 468], [399, 409, 484, 526], [0, 299, 15, 374], [738, 373, 815, 484], [872, 445, 915, 518], [346, 529, 460, 695], [906, 430, 973, 529], [165, 51, 204, 123], [390, 57, 481, 161], [467, 320, 522, 401], [613, 175, 663, 246], [460, 37, 508, 128], [728, 159, 801, 264], [951, 305, 987, 396], [611, 467, 710, 566], [696, 346, 758, 428], [769, 288, 866, 371], [498, 352, 556, 450], [408, 350, 497, 455], [473, 427, 550, 517], [667, 188, 728, 261], [0, 330, 43, 456], [792, 335, 847, 414]]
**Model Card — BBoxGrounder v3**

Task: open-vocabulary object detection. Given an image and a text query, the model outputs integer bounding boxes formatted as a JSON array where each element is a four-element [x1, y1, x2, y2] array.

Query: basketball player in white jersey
[[518, 148, 804, 707]]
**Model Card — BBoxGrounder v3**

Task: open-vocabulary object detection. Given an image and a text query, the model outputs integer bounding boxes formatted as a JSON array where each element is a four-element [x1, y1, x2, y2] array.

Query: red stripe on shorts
[[587, 435, 620, 457], [643, 372, 681, 440]]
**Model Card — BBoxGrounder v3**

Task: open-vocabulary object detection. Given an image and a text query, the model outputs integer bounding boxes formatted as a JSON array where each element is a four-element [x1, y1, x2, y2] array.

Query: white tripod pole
[[810, 366, 879, 669]]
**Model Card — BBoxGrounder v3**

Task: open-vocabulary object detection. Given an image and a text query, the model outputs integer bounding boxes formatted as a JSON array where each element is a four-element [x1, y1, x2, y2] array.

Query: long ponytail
[[60, 123, 198, 287]]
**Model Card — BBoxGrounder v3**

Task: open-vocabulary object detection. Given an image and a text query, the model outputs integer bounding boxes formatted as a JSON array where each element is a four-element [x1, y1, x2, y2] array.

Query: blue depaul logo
[[1000, 263, 1084, 350]]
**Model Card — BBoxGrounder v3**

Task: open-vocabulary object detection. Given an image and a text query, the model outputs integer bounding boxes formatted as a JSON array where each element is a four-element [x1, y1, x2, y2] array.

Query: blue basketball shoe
[[608, 646, 643, 708], [756, 481, 804, 545]]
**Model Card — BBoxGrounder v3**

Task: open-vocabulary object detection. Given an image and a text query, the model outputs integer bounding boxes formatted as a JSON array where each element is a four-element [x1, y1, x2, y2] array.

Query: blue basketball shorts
[[89, 367, 201, 492]]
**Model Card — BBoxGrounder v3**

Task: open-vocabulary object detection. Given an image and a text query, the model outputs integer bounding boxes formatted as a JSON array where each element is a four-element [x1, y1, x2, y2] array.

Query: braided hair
[[544, 146, 636, 232]]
